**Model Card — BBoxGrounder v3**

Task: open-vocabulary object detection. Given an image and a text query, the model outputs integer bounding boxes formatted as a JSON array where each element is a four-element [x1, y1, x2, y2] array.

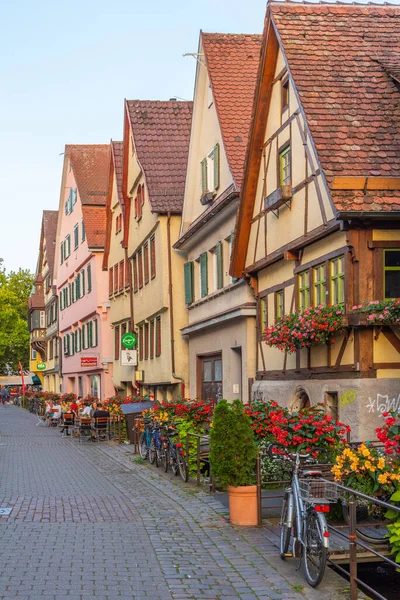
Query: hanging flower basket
[[351, 300, 400, 326], [264, 304, 345, 354]]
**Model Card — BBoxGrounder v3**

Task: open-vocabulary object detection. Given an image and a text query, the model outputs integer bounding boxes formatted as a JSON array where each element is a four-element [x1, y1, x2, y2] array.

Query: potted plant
[[210, 399, 259, 526]]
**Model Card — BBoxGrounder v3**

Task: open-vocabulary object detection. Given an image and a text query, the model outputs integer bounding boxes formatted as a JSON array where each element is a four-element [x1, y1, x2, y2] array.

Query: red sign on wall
[[81, 357, 98, 368]]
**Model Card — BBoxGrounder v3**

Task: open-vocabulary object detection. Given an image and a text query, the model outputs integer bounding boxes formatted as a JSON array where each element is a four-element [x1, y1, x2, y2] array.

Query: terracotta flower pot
[[227, 484, 258, 526]]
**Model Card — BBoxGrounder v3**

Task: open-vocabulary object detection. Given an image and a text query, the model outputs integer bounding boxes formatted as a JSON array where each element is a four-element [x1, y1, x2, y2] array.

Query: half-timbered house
[[231, 2, 400, 439], [174, 32, 261, 403]]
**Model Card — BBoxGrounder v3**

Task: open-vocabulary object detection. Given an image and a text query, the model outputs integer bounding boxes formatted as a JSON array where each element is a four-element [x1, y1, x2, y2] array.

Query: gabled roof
[[103, 141, 124, 269], [231, 1, 400, 277], [125, 100, 193, 213], [42, 210, 58, 278], [65, 144, 109, 248], [271, 2, 400, 212], [65, 144, 110, 206], [202, 32, 262, 190]]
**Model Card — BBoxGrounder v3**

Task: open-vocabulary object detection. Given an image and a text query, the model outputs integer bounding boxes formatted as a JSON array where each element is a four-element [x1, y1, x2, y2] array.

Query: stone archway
[[289, 386, 311, 412]]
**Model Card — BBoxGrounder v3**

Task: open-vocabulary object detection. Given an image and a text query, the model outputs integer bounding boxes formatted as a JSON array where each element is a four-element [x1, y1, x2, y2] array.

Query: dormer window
[[200, 144, 220, 203], [207, 83, 213, 108], [279, 145, 291, 187], [281, 75, 289, 112]]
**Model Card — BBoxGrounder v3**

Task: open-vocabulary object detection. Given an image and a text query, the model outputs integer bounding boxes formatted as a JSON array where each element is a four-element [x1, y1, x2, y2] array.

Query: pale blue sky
[[0, 0, 394, 273]]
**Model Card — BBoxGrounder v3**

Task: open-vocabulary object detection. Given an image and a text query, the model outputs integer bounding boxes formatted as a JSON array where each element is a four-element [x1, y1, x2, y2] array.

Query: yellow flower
[[377, 458, 385, 470], [364, 460, 372, 470], [378, 474, 388, 485], [359, 445, 371, 458]]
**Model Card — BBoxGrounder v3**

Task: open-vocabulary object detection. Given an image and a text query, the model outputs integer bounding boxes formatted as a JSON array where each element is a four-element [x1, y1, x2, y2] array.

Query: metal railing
[[256, 451, 400, 600]]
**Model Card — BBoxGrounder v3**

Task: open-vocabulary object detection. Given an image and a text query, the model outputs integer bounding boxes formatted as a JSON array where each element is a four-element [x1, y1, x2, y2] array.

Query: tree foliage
[[210, 399, 258, 488], [0, 260, 33, 374]]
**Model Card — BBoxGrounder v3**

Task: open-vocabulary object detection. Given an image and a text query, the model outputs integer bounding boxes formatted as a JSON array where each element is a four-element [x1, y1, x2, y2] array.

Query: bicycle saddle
[[302, 470, 322, 477]]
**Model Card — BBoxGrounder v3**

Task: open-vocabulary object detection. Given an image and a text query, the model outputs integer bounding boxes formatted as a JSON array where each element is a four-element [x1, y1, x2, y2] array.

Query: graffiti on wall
[[339, 389, 358, 409], [366, 394, 400, 415]]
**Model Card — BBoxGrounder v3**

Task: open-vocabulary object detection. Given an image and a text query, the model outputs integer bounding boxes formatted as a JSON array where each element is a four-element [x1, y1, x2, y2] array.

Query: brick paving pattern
[[0, 406, 348, 600]]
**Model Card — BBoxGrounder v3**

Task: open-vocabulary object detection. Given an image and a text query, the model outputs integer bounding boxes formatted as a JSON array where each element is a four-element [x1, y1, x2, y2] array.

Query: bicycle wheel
[[303, 508, 327, 587], [162, 446, 169, 472], [138, 432, 148, 459], [170, 448, 179, 476], [342, 501, 390, 545], [177, 449, 188, 482], [149, 437, 156, 465], [280, 492, 292, 559]]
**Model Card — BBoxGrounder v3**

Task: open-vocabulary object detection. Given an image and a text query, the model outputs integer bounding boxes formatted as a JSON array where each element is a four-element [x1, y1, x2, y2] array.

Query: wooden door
[[201, 354, 222, 403]]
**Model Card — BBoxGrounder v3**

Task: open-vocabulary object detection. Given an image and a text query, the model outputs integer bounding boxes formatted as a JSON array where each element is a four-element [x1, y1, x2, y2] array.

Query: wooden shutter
[[109, 267, 113, 296], [87, 264, 92, 293], [216, 242, 223, 289], [66, 334, 70, 355], [93, 319, 98, 346], [138, 250, 143, 288], [201, 158, 208, 193], [134, 195, 138, 219], [133, 256, 138, 292], [74, 224, 79, 248], [141, 184, 145, 206], [155, 316, 161, 357], [150, 235, 156, 279], [82, 325, 86, 350], [150, 320, 154, 358], [81, 270, 85, 296], [139, 326, 143, 361], [60, 242, 64, 264], [200, 253, 208, 297], [71, 281, 75, 303], [144, 323, 149, 359], [75, 276, 80, 300], [88, 321, 93, 347], [213, 143, 220, 190], [60, 291, 64, 311], [114, 263, 119, 292], [67, 235, 71, 256], [115, 326, 120, 360], [125, 259, 130, 289], [82, 218, 86, 241], [144, 243, 149, 284], [184, 261, 194, 304], [119, 260, 124, 291]]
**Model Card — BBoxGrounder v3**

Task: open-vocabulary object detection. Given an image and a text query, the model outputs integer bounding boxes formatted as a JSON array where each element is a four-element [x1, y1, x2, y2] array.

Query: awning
[[0, 374, 34, 386], [31, 375, 42, 385]]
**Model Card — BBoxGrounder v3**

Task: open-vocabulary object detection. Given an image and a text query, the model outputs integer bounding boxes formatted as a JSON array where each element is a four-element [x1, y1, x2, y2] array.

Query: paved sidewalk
[[0, 406, 350, 600]]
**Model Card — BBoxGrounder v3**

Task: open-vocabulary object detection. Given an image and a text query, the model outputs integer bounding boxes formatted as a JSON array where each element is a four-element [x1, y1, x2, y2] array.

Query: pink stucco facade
[[55, 154, 114, 400]]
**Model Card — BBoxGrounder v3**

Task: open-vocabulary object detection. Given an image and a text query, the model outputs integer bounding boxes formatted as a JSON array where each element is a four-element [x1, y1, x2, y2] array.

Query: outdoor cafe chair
[[78, 417, 92, 442], [60, 412, 75, 437], [92, 417, 110, 442]]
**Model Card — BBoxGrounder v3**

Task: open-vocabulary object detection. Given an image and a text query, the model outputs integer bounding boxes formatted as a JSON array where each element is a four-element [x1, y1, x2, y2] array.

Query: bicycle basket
[[299, 479, 339, 504]]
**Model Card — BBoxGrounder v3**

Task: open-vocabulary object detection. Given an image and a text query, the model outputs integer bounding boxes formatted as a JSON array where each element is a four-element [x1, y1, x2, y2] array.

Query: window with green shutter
[[200, 252, 208, 298], [201, 158, 208, 193], [71, 281, 75, 303], [216, 241, 223, 290], [66, 235, 71, 257], [82, 219, 86, 242], [60, 290, 64, 311], [72, 188, 77, 204], [60, 242, 64, 264], [87, 263, 92, 293], [81, 270, 85, 296], [93, 319, 98, 347], [67, 284, 71, 307], [74, 224, 79, 249], [88, 321, 93, 347], [213, 143, 220, 190], [76, 275, 80, 300], [82, 325, 86, 350], [184, 261, 194, 305]]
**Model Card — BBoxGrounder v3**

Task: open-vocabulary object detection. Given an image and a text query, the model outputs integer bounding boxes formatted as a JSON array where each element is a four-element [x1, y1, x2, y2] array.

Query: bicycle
[[149, 423, 163, 467], [161, 425, 188, 482], [138, 419, 153, 460], [268, 443, 338, 587]]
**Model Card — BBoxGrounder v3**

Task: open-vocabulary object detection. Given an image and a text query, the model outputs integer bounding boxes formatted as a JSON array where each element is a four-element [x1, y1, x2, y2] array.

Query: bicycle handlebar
[[267, 442, 329, 463]]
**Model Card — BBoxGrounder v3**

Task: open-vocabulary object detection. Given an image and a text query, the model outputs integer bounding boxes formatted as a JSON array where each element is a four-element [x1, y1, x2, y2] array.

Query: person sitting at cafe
[[91, 403, 110, 440], [81, 402, 91, 417]]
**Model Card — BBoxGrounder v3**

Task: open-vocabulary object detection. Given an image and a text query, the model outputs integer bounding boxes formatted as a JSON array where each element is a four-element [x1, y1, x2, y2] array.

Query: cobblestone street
[[0, 406, 348, 600]]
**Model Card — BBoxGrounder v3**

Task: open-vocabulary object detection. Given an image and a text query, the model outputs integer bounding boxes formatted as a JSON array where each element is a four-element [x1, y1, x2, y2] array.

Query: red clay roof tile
[[126, 100, 193, 213], [81, 205, 107, 249], [66, 144, 110, 206], [202, 32, 262, 190], [42, 210, 58, 278], [271, 2, 400, 212], [111, 141, 124, 206]]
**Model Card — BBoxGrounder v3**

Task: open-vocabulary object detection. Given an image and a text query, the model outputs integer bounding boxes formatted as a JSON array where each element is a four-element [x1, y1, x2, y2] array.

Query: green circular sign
[[37, 363, 46, 371], [121, 333, 136, 349]]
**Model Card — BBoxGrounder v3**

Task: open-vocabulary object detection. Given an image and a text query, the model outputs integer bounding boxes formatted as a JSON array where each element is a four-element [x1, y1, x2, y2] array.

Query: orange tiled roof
[[271, 2, 400, 212], [66, 144, 110, 206], [111, 141, 124, 206], [202, 32, 262, 190], [126, 100, 193, 213], [82, 205, 107, 249], [42, 210, 58, 278]]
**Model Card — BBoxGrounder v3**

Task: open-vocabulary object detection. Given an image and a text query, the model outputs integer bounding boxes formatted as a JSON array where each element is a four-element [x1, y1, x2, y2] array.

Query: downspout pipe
[[124, 246, 139, 393], [167, 212, 185, 398]]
